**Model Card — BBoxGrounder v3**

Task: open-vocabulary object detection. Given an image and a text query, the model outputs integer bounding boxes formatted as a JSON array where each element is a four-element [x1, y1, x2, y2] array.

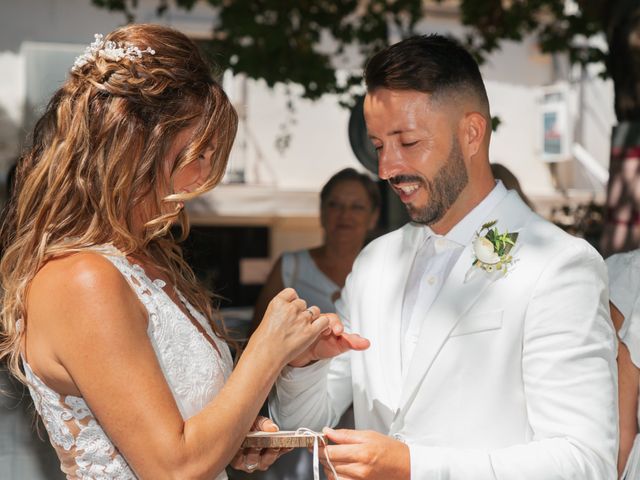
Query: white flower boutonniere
[[471, 220, 519, 275]]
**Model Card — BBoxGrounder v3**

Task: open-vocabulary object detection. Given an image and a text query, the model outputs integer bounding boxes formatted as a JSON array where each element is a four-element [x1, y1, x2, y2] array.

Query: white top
[[22, 244, 233, 480], [400, 181, 508, 374], [607, 249, 640, 479], [607, 250, 640, 368], [281, 249, 339, 313]]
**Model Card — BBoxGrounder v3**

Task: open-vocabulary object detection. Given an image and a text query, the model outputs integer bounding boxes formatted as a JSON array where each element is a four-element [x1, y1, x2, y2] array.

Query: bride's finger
[[243, 448, 262, 471], [278, 447, 293, 457], [304, 305, 320, 321], [291, 297, 307, 312], [275, 287, 298, 302], [258, 448, 281, 470], [308, 314, 331, 336], [253, 415, 278, 432], [229, 451, 243, 469]]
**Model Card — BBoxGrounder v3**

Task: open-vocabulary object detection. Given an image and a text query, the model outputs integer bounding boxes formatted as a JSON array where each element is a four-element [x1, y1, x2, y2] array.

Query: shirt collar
[[421, 180, 508, 247]]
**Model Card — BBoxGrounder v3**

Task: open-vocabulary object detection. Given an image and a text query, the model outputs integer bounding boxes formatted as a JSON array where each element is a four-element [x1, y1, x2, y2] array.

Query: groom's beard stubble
[[390, 138, 469, 225]]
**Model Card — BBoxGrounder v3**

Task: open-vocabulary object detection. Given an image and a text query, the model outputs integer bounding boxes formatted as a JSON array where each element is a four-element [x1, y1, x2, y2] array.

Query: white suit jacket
[[270, 191, 618, 479]]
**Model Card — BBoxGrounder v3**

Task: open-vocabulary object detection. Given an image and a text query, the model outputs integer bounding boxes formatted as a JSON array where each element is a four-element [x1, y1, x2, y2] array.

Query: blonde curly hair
[[0, 24, 238, 383]]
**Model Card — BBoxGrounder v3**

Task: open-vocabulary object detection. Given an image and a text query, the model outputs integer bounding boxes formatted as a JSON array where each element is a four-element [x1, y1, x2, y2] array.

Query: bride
[[0, 24, 368, 479]]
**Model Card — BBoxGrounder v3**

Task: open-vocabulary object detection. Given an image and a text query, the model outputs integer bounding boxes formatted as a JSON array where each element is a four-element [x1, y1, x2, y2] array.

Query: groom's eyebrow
[[368, 129, 412, 139], [389, 129, 406, 135]]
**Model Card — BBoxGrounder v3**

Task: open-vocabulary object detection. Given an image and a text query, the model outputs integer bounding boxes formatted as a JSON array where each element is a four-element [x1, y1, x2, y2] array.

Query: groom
[[270, 35, 618, 479]]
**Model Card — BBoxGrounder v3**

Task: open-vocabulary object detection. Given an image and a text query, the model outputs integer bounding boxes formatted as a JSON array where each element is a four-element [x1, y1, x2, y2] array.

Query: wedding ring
[[245, 461, 259, 471]]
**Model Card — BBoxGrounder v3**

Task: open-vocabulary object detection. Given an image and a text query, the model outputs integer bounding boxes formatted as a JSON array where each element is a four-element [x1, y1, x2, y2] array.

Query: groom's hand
[[229, 416, 292, 473], [288, 313, 370, 367], [319, 428, 410, 480]]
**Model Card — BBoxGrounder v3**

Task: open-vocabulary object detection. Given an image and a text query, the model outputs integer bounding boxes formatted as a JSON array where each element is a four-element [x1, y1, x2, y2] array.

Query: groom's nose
[[377, 145, 404, 181]]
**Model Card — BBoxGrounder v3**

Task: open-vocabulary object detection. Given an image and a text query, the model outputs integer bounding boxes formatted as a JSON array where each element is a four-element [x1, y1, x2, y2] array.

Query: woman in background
[[249, 167, 379, 480], [607, 250, 640, 479], [490, 163, 534, 210], [252, 168, 380, 328]]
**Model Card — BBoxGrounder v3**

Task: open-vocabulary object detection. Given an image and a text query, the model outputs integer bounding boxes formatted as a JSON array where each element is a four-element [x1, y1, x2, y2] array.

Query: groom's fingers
[[314, 314, 370, 351], [323, 427, 378, 446], [319, 428, 372, 467], [322, 460, 363, 480], [339, 333, 370, 351], [320, 446, 368, 480], [325, 313, 344, 335], [320, 443, 367, 464], [322, 465, 357, 480]]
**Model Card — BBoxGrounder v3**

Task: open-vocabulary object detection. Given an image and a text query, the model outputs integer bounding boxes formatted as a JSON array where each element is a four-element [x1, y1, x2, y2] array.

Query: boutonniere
[[471, 220, 519, 275]]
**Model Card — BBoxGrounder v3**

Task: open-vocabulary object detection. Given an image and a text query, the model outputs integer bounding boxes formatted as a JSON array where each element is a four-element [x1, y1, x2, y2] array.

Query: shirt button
[[435, 238, 446, 249], [427, 275, 437, 285]]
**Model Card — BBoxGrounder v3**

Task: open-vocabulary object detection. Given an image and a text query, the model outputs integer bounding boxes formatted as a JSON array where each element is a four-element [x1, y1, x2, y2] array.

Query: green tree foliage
[[93, 0, 640, 120], [454, 0, 639, 122]]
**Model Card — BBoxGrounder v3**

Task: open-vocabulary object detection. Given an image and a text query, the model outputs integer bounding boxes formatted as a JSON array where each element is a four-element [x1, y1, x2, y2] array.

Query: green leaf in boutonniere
[[480, 220, 497, 231], [471, 220, 519, 275]]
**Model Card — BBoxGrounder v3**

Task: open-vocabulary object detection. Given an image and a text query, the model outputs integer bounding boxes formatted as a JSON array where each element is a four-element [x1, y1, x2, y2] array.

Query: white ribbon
[[295, 428, 339, 480]]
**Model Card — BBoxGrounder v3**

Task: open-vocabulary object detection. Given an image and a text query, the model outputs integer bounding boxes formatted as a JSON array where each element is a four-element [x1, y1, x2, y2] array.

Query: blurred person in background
[[252, 168, 380, 327], [490, 163, 534, 210], [607, 251, 640, 479]]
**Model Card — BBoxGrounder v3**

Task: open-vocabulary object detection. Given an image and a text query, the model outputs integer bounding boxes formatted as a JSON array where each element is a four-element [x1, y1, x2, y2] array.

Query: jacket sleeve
[[408, 242, 618, 480]]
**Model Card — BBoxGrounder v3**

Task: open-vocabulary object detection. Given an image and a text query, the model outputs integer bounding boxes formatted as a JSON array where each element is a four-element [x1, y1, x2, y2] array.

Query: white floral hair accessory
[[72, 33, 156, 72]]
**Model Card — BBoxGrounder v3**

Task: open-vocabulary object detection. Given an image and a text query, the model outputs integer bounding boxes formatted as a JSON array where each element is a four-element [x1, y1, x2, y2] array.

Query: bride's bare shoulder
[[31, 251, 128, 298], [28, 251, 143, 331], [25, 250, 147, 392]]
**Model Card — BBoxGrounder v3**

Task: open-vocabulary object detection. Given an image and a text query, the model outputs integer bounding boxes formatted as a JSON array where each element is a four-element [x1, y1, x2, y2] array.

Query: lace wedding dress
[[22, 245, 233, 479]]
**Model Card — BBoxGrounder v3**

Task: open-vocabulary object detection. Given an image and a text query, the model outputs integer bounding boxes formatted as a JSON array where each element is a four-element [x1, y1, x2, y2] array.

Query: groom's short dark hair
[[364, 34, 489, 113]]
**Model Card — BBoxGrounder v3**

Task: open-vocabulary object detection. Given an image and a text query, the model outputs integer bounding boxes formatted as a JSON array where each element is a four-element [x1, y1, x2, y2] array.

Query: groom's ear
[[460, 111, 488, 160]]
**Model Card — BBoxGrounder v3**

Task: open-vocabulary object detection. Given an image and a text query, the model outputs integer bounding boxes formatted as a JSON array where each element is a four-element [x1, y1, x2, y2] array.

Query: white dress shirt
[[400, 181, 508, 374]]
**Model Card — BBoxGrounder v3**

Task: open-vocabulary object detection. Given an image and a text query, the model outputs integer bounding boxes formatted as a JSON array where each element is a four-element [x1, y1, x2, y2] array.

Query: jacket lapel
[[376, 223, 424, 410], [393, 191, 533, 421]]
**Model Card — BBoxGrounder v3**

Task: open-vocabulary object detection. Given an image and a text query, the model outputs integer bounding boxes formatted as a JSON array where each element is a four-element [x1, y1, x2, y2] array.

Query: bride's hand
[[251, 288, 331, 365], [229, 416, 292, 473], [288, 313, 370, 368]]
